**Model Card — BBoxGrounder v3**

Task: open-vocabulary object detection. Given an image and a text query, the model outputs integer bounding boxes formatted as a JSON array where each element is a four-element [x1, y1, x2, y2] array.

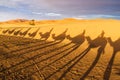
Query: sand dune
[[0, 18, 120, 80]]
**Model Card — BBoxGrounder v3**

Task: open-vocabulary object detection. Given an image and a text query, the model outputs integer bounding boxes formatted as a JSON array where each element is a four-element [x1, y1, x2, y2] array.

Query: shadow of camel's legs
[[1, 42, 73, 76], [0, 42, 71, 73], [103, 51, 116, 80], [80, 47, 104, 80], [57, 47, 90, 80], [45, 46, 90, 79], [0, 40, 55, 60]]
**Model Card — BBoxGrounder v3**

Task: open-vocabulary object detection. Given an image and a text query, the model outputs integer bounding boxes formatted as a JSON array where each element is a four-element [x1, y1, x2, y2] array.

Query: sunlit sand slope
[[0, 18, 120, 80]]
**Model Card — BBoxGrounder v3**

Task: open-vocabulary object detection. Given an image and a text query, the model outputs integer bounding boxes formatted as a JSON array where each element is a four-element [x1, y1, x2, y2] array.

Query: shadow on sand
[[80, 31, 107, 80], [19, 28, 31, 37], [39, 28, 53, 40], [0, 29, 69, 74], [45, 30, 86, 79], [103, 37, 120, 80], [28, 28, 40, 38]]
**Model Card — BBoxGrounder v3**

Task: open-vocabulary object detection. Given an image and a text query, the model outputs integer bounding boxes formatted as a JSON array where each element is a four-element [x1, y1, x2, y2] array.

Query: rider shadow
[[13, 29, 22, 36], [19, 28, 31, 37], [52, 28, 68, 42], [8, 28, 16, 35], [103, 37, 120, 80], [80, 31, 107, 80], [39, 28, 53, 41]]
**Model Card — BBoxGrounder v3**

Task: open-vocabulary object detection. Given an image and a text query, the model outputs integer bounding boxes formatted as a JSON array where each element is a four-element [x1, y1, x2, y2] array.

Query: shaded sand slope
[[0, 18, 120, 80]]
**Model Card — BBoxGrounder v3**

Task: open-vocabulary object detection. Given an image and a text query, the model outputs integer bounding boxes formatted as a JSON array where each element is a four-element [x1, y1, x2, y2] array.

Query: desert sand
[[0, 18, 120, 80]]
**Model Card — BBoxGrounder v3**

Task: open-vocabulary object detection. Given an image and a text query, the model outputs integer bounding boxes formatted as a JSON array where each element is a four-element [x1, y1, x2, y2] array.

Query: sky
[[0, 0, 120, 21]]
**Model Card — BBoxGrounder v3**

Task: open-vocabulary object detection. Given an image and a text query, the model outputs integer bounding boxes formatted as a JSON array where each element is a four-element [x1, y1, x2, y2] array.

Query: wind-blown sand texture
[[0, 18, 120, 80]]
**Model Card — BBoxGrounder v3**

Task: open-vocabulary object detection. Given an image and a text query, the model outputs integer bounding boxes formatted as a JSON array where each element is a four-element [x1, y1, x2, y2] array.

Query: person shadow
[[39, 28, 53, 41], [13, 29, 22, 36], [2, 29, 9, 34], [80, 31, 107, 80], [103, 37, 120, 80], [19, 28, 31, 37], [8, 28, 16, 34], [52, 28, 68, 42], [28, 28, 40, 38]]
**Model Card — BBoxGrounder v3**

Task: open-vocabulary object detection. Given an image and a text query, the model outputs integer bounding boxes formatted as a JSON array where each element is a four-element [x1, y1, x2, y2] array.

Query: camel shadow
[[13, 29, 22, 36], [52, 28, 68, 42], [2, 29, 9, 34], [8, 28, 16, 34], [103, 37, 120, 80], [66, 30, 86, 45], [19, 28, 31, 37], [28, 28, 40, 38], [39, 28, 53, 41], [80, 31, 107, 80]]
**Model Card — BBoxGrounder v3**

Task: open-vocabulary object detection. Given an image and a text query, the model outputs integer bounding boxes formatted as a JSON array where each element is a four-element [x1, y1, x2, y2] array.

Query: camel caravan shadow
[[1, 28, 120, 80], [2, 28, 16, 35], [0, 29, 86, 80], [0, 28, 69, 60]]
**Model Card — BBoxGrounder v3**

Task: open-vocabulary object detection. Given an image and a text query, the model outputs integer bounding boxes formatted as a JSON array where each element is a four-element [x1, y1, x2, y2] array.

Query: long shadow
[[2, 29, 9, 34], [28, 28, 40, 38], [8, 28, 16, 34], [29, 44, 79, 78], [1, 42, 72, 74], [52, 28, 68, 42], [39, 28, 53, 40], [1, 30, 69, 60], [103, 37, 120, 80], [80, 31, 107, 80], [42, 30, 87, 79], [45, 44, 89, 79], [0, 35, 54, 58], [1, 41, 59, 61], [0, 35, 42, 47], [13, 29, 22, 36], [43, 30, 86, 79], [4, 42, 73, 76], [19, 28, 31, 37]]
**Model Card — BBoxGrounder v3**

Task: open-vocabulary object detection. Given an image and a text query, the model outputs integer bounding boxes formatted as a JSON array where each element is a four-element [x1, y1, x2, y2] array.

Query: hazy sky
[[0, 0, 120, 21]]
